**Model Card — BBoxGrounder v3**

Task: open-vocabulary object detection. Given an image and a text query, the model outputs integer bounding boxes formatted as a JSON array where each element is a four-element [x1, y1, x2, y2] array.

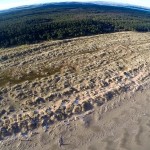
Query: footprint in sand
[[135, 125, 143, 146], [112, 110, 129, 125], [119, 128, 131, 150], [112, 117, 120, 124], [39, 133, 51, 145], [137, 118, 142, 124], [146, 97, 150, 102], [88, 145, 97, 150], [130, 106, 139, 112], [145, 120, 150, 138], [136, 101, 146, 108], [146, 120, 150, 128], [91, 125, 101, 133], [66, 143, 77, 149], [51, 144, 58, 150], [102, 136, 116, 150], [120, 110, 129, 117]]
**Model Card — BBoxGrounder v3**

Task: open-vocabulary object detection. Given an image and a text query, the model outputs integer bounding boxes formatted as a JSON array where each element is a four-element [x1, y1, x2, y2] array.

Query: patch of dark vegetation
[[0, 2, 150, 48], [0, 67, 61, 87]]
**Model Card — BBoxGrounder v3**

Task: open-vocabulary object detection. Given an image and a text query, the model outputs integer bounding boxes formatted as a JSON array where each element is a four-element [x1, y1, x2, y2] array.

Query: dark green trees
[[0, 3, 150, 47]]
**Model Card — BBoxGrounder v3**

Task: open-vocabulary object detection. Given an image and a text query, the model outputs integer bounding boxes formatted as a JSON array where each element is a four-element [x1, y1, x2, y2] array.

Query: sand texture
[[0, 31, 150, 149], [1, 83, 150, 150]]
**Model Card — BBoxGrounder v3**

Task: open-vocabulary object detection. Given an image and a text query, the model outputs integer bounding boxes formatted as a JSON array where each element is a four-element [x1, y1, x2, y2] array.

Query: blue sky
[[0, 0, 150, 10]]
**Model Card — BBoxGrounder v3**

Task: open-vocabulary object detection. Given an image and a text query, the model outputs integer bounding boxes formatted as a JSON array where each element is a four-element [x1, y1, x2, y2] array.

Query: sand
[[1, 31, 150, 150], [1, 80, 150, 150]]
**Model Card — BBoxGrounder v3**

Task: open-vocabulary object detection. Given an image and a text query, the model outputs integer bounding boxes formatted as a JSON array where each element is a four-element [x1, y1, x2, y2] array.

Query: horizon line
[[0, 1, 150, 12]]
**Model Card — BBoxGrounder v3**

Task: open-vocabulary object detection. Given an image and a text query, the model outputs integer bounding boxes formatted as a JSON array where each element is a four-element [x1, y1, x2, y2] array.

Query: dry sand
[[1, 31, 150, 150], [1, 81, 150, 150]]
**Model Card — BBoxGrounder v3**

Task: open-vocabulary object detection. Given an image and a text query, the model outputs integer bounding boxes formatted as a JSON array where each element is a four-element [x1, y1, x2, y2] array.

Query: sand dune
[[0, 31, 150, 149], [1, 82, 150, 150]]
